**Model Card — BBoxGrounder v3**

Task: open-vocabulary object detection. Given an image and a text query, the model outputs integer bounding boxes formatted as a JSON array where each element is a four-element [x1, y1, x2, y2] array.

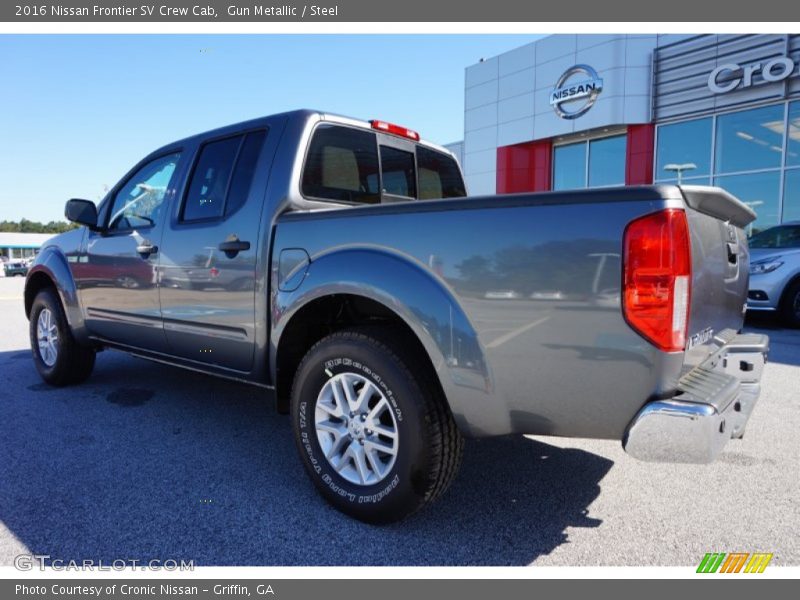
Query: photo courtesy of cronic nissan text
[[0, 3, 798, 590]]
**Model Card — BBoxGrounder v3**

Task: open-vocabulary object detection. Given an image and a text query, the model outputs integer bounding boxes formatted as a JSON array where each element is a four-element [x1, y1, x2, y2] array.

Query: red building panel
[[625, 124, 655, 185], [496, 139, 552, 193]]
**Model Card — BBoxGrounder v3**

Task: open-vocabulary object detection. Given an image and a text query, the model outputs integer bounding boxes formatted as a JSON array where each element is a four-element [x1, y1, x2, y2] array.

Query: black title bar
[[4, 1, 800, 22]]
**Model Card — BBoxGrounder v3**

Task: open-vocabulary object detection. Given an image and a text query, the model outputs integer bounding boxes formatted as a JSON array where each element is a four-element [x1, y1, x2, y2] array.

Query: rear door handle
[[218, 238, 250, 258], [136, 243, 158, 257]]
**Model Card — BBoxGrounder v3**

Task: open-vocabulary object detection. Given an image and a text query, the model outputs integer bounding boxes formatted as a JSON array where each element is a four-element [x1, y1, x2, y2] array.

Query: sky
[[0, 34, 541, 223]]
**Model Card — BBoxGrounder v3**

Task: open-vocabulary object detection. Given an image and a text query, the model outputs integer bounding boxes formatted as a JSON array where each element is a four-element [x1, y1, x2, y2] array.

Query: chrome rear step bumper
[[623, 333, 768, 463]]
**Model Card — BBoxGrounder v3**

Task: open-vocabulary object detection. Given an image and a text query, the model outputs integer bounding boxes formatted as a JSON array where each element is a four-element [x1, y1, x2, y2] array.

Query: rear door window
[[183, 136, 242, 221], [226, 130, 267, 215], [302, 124, 380, 204], [182, 130, 267, 222]]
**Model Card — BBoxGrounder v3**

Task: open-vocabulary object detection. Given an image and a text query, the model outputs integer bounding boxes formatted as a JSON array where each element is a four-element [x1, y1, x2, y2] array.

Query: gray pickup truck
[[25, 109, 768, 523]]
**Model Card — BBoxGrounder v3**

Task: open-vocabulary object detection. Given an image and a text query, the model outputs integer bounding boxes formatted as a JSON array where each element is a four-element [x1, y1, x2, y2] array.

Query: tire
[[779, 279, 800, 328], [29, 288, 96, 386], [290, 328, 464, 523]]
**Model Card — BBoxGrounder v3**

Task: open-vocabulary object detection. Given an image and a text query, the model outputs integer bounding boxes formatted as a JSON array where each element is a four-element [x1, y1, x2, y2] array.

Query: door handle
[[136, 243, 158, 257], [218, 237, 250, 258]]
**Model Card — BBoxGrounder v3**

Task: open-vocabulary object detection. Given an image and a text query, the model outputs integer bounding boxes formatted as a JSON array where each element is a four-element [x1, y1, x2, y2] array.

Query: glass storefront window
[[553, 135, 626, 191], [784, 169, 800, 223], [656, 101, 800, 230], [553, 142, 586, 190], [715, 171, 781, 234], [588, 135, 626, 187], [715, 104, 785, 174], [655, 117, 712, 180], [788, 101, 800, 167]]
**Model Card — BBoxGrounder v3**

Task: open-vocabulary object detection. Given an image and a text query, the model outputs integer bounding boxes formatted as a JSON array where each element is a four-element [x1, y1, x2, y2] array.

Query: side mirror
[[65, 199, 99, 229]]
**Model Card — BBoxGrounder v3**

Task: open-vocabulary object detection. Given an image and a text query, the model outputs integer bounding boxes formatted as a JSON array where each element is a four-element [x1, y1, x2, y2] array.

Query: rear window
[[380, 146, 416, 198], [301, 124, 466, 204], [417, 146, 466, 200], [302, 124, 381, 204]]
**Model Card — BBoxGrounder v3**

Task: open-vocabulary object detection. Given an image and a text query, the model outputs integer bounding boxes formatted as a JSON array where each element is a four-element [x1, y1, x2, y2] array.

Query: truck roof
[[149, 108, 456, 160]]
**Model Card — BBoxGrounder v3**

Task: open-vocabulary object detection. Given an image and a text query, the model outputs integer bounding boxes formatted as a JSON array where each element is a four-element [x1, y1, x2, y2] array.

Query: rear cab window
[[301, 124, 381, 204], [301, 123, 465, 205]]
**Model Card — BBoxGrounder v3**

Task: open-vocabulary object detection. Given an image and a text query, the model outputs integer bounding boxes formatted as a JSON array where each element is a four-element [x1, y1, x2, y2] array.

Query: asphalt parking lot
[[0, 276, 798, 566]]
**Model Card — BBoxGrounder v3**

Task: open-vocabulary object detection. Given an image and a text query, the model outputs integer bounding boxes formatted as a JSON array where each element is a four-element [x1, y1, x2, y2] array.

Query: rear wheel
[[29, 288, 96, 386], [779, 279, 800, 328], [290, 328, 463, 523]]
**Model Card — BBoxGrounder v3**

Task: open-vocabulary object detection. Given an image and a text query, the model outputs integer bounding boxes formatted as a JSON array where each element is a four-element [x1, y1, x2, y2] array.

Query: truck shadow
[[0, 350, 612, 566]]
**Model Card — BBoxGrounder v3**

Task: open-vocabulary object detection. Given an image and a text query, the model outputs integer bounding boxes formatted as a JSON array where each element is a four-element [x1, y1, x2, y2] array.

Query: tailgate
[[680, 186, 757, 370]]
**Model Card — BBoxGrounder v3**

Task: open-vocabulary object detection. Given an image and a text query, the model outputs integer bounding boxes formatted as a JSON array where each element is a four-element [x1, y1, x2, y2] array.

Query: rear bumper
[[623, 333, 768, 463]]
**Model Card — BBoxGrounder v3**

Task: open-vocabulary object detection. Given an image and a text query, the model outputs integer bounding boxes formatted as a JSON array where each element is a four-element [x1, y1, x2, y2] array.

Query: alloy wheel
[[36, 308, 59, 367], [314, 372, 399, 486]]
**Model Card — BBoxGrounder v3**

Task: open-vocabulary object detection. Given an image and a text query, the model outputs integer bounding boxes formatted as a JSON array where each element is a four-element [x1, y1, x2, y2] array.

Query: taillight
[[370, 120, 420, 141], [622, 208, 692, 352]]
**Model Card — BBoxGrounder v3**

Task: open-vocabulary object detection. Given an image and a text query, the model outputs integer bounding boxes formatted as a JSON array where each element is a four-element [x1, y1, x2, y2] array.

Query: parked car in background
[[747, 222, 800, 327], [4, 260, 29, 277]]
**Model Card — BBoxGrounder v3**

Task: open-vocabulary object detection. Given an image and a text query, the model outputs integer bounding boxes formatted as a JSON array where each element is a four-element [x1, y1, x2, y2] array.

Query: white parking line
[[486, 315, 551, 349]]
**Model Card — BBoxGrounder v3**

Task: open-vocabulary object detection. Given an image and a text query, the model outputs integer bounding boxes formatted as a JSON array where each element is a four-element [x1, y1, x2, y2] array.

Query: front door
[[75, 152, 182, 352], [158, 130, 268, 372]]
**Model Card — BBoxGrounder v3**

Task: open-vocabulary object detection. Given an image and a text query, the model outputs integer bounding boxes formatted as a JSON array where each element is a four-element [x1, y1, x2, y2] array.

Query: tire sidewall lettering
[[323, 358, 403, 423]]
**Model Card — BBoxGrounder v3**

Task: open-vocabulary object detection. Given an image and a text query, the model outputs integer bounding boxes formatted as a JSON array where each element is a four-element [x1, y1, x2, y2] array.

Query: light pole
[[742, 200, 764, 236], [663, 163, 697, 185]]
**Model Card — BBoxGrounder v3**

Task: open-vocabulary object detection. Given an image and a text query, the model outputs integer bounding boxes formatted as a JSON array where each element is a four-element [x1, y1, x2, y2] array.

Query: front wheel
[[29, 288, 96, 386], [290, 328, 464, 523]]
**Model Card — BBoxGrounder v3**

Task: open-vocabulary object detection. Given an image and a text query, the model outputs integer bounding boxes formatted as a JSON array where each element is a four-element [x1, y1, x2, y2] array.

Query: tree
[[0, 219, 77, 234]]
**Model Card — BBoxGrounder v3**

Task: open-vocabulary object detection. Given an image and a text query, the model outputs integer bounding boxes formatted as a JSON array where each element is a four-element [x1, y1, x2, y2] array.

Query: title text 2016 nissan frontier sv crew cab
[[24, 110, 769, 523]]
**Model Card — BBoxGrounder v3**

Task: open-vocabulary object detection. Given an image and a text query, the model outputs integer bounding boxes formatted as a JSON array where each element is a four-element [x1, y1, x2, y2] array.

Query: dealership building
[[0, 232, 55, 262], [449, 33, 800, 232]]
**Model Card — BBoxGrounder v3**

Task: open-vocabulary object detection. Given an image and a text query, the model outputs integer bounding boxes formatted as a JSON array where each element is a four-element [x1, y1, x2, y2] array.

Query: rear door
[[157, 129, 269, 372]]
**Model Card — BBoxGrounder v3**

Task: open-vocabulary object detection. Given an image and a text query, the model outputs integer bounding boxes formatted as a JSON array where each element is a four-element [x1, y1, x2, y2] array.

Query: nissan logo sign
[[708, 56, 798, 94], [550, 64, 604, 120]]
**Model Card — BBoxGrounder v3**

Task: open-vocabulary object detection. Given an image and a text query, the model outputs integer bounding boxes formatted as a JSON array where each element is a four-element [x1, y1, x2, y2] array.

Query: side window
[[380, 146, 416, 198], [226, 130, 267, 215], [107, 153, 180, 231], [182, 136, 242, 222], [181, 130, 267, 222], [302, 124, 380, 204], [416, 146, 466, 199]]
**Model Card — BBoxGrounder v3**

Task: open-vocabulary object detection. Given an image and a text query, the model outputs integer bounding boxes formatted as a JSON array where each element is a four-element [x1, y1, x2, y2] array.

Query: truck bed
[[273, 185, 746, 439]]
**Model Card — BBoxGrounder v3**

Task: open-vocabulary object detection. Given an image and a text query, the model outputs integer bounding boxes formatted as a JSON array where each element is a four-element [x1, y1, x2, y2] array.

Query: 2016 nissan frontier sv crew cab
[[24, 109, 769, 523]]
